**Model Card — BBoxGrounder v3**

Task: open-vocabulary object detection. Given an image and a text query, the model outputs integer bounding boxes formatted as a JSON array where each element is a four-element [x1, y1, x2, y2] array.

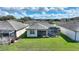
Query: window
[[3, 33, 9, 37], [30, 30, 35, 34], [0, 33, 2, 37], [10, 33, 15, 37]]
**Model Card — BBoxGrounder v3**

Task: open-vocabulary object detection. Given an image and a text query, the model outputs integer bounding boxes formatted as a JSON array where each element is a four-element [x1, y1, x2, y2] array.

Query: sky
[[0, 7, 79, 19]]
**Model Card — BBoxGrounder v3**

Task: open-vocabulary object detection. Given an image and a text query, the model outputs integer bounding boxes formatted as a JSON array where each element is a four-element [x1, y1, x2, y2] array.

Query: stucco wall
[[76, 32, 79, 41], [16, 28, 26, 37], [60, 26, 75, 40], [27, 29, 37, 37]]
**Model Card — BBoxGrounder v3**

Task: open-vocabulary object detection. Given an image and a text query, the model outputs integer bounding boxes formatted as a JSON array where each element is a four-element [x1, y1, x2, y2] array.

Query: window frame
[[30, 29, 35, 34]]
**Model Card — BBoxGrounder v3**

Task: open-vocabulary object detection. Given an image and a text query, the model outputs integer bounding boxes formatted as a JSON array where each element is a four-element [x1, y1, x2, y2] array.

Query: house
[[0, 20, 26, 44], [26, 21, 60, 37], [58, 21, 79, 41]]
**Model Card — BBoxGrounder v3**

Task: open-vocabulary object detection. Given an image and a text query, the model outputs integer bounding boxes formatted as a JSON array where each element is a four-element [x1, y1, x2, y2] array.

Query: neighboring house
[[58, 21, 79, 41], [0, 20, 26, 44], [26, 21, 60, 37]]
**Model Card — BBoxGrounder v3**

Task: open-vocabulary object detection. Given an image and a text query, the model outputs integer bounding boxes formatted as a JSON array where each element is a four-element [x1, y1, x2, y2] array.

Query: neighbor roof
[[0, 20, 26, 31], [26, 21, 54, 30], [58, 21, 79, 32]]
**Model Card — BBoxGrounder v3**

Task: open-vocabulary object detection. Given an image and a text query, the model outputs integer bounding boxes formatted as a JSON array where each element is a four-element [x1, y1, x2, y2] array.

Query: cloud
[[49, 7, 65, 11], [0, 9, 9, 16], [0, 7, 79, 19], [64, 8, 79, 18]]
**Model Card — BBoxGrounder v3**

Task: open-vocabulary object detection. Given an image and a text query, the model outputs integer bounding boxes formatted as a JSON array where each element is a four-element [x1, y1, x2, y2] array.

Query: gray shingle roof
[[0, 21, 15, 30], [26, 21, 54, 30], [0, 20, 26, 31], [58, 22, 79, 31], [7, 20, 26, 30]]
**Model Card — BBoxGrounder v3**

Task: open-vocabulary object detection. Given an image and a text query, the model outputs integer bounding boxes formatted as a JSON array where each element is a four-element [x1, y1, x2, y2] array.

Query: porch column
[[9, 32, 11, 40], [46, 30, 48, 37], [1, 32, 3, 44]]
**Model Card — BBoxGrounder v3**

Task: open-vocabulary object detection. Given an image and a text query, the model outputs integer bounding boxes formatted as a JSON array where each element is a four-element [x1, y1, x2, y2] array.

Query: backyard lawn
[[0, 33, 79, 51]]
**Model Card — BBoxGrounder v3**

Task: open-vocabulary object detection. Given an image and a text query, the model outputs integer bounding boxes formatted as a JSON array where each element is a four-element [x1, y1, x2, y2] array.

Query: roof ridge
[[7, 20, 16, 30], [38, 23, 48, 28]]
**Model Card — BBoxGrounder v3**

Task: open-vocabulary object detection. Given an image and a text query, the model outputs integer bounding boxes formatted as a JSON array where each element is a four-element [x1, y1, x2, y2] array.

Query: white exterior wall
[[60, 26, 75, 40], [27, 29, 37, 37], [16, 28, 26, 37], [76, 32, 79, 41]]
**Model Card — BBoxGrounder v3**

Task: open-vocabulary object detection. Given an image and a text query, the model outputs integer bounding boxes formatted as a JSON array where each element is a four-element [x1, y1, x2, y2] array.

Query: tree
[[0, 15, 16, 21], [19, 17, 32, 23]]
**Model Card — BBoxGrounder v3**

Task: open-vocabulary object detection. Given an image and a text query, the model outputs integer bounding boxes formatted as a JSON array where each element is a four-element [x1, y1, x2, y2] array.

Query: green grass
[[0, 33, 79, 51]]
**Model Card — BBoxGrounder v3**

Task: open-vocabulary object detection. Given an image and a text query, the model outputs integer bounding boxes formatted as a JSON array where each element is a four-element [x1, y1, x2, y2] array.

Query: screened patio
[[0, 30, 15, 44]]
